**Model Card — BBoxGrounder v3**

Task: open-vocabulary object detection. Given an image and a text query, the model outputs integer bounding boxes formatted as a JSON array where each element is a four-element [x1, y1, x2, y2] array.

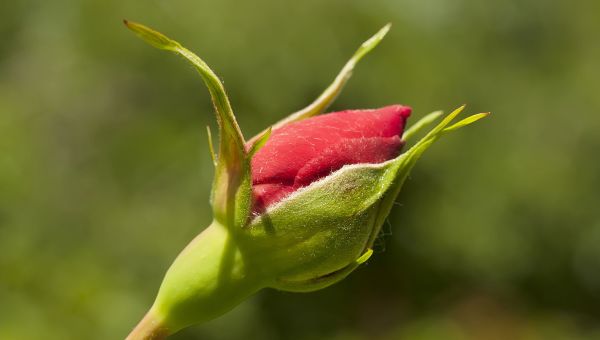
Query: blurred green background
[[1, 0, 600, 339]]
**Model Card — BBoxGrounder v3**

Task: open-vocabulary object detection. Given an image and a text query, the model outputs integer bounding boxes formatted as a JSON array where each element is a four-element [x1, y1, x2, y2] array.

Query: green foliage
[[1, 0, 600, 339]]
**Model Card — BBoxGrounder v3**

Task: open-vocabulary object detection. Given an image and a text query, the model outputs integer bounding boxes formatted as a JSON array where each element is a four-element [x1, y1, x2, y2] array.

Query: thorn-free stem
[[126, 310, 170, 340]]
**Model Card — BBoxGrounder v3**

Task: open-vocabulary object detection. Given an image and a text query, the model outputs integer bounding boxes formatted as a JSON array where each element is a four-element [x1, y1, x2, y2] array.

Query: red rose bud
[[250, 105, 411, 212], [124, 20, 488, 340]]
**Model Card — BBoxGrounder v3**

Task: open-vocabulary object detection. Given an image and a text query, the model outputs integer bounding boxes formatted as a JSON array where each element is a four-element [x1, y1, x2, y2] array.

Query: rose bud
[[250, 104, 412, 213], [124, 20, 489, 340]]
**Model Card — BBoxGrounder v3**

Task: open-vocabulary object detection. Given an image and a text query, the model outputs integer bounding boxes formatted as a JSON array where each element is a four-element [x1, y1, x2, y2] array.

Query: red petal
[[294, 136, 403, 187]]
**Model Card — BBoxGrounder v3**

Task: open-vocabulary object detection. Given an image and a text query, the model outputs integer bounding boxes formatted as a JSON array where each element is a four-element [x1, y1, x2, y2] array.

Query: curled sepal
[[124, 20, 251, 227], [248, 24, 391, 143]]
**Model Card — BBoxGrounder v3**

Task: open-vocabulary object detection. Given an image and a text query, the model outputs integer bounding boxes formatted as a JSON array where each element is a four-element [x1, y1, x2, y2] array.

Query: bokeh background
[[2, 0, 600, 339]]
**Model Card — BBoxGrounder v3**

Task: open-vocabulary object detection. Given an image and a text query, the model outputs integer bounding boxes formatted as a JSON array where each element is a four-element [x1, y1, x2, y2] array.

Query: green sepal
[[402, 110, 444, 141], [124, 20, 252, 228], [366, 106, 484, 248], [247, 127, 272, 158], [275, 249, 373, 293], [248, 24, 391, 144], [244, 160, 397, 283], [206, 125, 217, 167], [443, 112, 489, 133], [123, 19, 178, 50]]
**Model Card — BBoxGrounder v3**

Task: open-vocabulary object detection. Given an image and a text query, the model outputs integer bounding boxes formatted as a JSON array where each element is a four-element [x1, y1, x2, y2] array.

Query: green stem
[[144, 221, 264, 335], [126, 309, 170, 340]]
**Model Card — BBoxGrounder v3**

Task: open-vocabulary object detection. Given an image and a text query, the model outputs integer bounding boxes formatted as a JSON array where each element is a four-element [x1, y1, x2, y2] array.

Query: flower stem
[[126, 310, 170, 340]]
